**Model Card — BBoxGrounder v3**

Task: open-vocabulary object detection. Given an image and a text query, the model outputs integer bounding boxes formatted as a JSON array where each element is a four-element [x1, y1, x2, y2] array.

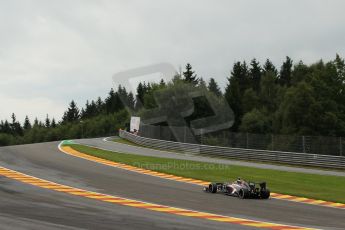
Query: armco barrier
[[119, 130, 345, 169]]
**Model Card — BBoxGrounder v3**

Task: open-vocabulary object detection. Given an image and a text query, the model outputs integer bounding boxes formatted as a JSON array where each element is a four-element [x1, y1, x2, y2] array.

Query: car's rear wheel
[[238, 188, 249, 199], [260, 189, 270, 199], [209, 183, 217, 193]]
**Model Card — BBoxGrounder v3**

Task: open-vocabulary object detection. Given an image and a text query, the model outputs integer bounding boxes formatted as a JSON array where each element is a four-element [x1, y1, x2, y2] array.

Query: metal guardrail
[[119, 130, 345, 169]]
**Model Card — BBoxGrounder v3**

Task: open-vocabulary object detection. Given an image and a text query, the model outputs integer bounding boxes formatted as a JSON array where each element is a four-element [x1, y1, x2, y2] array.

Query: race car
[[203, 178, 270, 199]]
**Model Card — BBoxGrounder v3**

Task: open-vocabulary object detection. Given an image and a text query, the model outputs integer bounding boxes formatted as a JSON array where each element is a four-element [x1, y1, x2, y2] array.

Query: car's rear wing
[[259, 182, 267, 189], [248, 181, 267, 189]]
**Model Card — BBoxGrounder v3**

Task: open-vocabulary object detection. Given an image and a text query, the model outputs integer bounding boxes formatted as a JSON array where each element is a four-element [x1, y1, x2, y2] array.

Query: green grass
[[65, 143, 345, 203], [112, 137, 195, 155], [112, 138, 142, 147], [112, 137, 345, 172]]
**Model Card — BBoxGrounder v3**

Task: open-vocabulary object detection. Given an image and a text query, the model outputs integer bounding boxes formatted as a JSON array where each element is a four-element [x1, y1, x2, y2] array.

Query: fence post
[[302, 136, 306, 153], [223, 131, 227, 147], [340, 137, 343, 156], [184, 126, 187, 143], [246, 133, 249, 149], [200, 130, 203, 145], [271, 134, 274, 151], [168, 127, 171, 141], [157, 126, 160, 139]]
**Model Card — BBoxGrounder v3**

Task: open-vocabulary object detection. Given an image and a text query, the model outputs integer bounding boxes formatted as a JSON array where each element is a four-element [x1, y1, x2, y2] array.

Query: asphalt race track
[[0, 141, 344, 229]]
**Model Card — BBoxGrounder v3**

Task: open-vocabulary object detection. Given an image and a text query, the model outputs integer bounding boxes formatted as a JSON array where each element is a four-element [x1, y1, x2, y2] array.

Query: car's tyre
[[209, 183, 218, 193], [238, 188, 249, 199], [260, 189, 270, 199]]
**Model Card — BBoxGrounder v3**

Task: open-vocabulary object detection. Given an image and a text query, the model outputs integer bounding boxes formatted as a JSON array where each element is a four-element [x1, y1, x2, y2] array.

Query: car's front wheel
[[238, 188, 249, 199]]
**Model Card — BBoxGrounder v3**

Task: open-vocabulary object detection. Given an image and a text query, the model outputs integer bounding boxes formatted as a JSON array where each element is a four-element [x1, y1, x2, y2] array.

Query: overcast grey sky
[[0, 0, 344, 122]]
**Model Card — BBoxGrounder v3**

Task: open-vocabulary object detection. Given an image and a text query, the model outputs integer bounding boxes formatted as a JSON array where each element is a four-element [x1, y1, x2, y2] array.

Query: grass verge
[[113, 138, 143, 147], [112, 137, 345, 172], [65, 143, 345, 203], [112, 137, 195, 155]]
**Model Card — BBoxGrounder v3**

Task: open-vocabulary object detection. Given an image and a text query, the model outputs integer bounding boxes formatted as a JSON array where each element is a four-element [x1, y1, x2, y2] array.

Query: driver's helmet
[[236, 177, 242, 184]]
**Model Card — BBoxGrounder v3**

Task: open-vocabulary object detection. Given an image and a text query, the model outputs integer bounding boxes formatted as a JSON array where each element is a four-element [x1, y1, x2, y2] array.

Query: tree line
[[1, 54, 344, 146], [225, 55, 345, 137], [136, 55, 345, 137], [0, 87, 132, 146]]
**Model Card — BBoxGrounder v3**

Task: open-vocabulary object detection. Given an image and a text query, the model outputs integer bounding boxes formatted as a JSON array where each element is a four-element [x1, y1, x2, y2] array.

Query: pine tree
[[291, 61, 309, 85], [136, 82, 145, 109], [1, 120, 11, 134], [127, 92, 135, 110], [334, 53, 345, 82], [225, 77, 241, 131], [6, 120, 11, 133], [11, 113, 16, 126], [208, 78, 222, 97], [80, 100, 90, 119], [279, 56, 293, 86], [105, 88, 124, 114], [250, 59, 262, 93], [224, 61, 250, 131], [198, 77, 207, 89], [33, 118, 39, 127], [82, 100, 98, 119], [260, 71, 280, 112], [62, 100, 80, 123], [10, 113, 23, 136], [85, 100, 90, 110], [80, 108, 86, 119], [105, 88, 116, 114], [51, 118, 57, 128], [183, 63, 198, 85], [96, 97, 104, 114], [333, 54, 345, 119], [263, 59, 278, 76], [117, 85, 128, 110], [136, 82, 144, 102], [232, 61, 251, 95], [90, 100, 97, 117], [23, 116, 32, 130], [45, 114, 51, 128]]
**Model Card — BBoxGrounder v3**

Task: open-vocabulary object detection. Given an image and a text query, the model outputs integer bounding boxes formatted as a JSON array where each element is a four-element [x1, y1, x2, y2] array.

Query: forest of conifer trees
[[1, 55, 344, 147]]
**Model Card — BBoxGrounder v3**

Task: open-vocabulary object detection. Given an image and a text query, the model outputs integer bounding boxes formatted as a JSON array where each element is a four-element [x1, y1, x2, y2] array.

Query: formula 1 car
[[203, 178, 270, 199]]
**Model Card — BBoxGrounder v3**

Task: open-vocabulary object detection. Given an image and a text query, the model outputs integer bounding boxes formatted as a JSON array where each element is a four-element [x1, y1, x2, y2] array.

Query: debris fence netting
[[138, 124, 344, 156]]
